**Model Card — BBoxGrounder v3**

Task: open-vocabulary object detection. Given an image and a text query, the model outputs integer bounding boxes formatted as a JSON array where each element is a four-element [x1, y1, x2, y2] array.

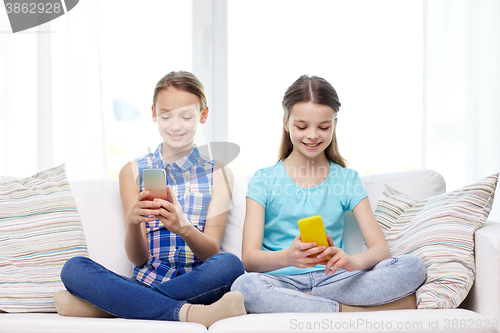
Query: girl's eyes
[[295, 126, 330, 131], [160, 116, 193, 120]]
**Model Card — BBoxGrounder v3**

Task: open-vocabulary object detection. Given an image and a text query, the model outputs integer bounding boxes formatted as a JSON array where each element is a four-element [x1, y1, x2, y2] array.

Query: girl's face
[[284, 101, 337, 161], [152, 87, 208, 151]]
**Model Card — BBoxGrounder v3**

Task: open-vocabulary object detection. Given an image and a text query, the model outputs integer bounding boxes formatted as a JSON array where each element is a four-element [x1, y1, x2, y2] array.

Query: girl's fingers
[[142, 216, 157, 223], [326, 234, 335, 247], [138, 200, 161, 210], [158, 208, 173, 220], [325, 252, 344, 274], [153, 198, 175, 210], [298, 257, 322, 268], [301, 242, 318, 251], [142, 208, 161, 216], [305, 245, 326, 257], [331, 259, 345, 274], [317, 246, 338, 260], [166, 185, 177, 203], [138, 191, 150, 200]]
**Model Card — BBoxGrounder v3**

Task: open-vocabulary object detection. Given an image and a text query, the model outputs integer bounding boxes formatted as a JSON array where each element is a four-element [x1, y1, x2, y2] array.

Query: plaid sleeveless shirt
[[133, 144, 214, 286]]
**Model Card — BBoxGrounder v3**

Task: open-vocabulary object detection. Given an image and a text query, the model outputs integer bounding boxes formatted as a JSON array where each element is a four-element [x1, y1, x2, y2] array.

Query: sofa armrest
[[461, 221, 500, 322]]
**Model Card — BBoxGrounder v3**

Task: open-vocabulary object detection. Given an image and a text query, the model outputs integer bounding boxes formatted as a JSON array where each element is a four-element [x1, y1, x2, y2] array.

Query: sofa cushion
[[69, 179, 131, 277], [344, 169, 446, 255], [376, 173, 498, 309], [221, 175, 250, 259], [208, 308, 494, 332], [0, 313, 207, 333], [0, 164, 89, 312]]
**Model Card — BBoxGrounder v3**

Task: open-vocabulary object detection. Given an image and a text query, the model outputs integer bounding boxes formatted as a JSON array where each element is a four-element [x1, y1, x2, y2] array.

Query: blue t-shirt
[[246, 161, 367, 275]]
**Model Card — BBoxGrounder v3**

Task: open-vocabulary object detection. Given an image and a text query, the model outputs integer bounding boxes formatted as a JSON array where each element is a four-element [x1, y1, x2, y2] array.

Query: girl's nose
[[306, 129, 319, 140], [170, 117, 182, 131]]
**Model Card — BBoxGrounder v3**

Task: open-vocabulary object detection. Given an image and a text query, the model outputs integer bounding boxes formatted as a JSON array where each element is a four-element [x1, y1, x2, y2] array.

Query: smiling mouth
[[169, 133, 186, 138], [303, 142, 321, 148]]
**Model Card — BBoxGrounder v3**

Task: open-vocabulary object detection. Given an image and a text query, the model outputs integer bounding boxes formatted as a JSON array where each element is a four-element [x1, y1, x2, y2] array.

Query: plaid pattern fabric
[[133, 144, 214, 286]]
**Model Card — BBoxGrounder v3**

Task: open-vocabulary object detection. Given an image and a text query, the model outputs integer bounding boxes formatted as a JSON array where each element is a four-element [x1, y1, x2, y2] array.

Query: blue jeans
[[231, 255, 426, 313], [60, 252, 244, 321]]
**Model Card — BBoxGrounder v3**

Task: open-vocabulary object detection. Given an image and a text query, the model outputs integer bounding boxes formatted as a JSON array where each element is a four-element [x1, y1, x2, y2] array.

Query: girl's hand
[[317, 234, 359, 274], [126, 191, 161, 226], [286, 234, 327, 269], [154, 185, 191, 235]]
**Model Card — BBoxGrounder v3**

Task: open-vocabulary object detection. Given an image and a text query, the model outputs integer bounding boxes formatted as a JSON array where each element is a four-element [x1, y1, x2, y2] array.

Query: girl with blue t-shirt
[[231, 75, 426, 313], [54, 71, 245, 327]]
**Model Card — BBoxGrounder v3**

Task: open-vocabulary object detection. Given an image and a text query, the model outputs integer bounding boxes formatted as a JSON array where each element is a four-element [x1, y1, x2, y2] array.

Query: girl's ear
[[283, 117, 289, 132], [333, 117, 338, 132], [152, 105, 158, 122], [200, 106, 209, 124]]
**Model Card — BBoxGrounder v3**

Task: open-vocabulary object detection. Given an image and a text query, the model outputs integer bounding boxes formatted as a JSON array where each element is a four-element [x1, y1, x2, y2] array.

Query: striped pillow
[[0, 164, 88, 312], [375, 173, 498, 309]]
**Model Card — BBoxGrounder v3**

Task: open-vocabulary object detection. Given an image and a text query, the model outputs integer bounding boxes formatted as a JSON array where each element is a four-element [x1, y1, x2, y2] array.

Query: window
[[227, 0, 423, 176], [97, 0, 192, 178]]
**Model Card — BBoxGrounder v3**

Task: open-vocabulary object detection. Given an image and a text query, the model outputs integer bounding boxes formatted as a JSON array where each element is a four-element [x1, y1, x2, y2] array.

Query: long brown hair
[[152, 71, 207, 112], [278, 75, 347, 168]]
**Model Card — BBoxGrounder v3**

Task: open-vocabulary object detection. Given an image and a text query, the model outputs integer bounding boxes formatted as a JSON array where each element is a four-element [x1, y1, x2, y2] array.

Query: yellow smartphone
[[142, 169, 169, 201], [298, 215, 329, 257]]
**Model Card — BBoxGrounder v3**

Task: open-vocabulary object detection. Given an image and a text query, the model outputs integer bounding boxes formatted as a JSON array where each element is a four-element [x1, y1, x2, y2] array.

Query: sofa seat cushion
[[0, 165, 88, 313], [208, 309, 496, 333], [0, 313, 207, 333]]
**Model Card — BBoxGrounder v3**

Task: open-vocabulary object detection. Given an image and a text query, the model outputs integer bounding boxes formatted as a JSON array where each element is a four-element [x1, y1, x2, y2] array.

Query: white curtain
[[423, 0, 500, 221], [0, 0, 106, 179]]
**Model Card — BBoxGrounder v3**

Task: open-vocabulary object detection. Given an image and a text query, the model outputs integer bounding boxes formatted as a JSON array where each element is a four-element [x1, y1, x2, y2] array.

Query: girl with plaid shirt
[[55, 71, 245, 327]]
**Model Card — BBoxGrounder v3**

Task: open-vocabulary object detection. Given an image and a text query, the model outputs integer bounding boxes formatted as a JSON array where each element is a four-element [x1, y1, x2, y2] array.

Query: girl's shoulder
[[119, 160, 140, 189], [135, 143, 162, 169], [329, 162, 361, 180], [251, 162, 285, 179], [197, 154, 216, 167]]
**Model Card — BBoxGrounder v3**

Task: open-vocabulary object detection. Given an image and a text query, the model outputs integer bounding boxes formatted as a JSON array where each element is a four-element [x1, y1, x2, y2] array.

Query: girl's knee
[[214, 252, 245, 279], [231, 273, 264, 310], [222, 252, 245, 273], [230, 273, 259, 294], [400, 255, 427, 286], [60, 256, 93, 286], [403, 255, 426, 272]]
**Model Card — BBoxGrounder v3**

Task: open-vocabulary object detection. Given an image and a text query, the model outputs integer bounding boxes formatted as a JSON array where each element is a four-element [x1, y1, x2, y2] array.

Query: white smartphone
[[142, 169, 169, 201]]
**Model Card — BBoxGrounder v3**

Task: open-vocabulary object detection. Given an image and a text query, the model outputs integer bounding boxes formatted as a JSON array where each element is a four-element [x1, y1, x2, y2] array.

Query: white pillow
[[0, 164, 88, 312]]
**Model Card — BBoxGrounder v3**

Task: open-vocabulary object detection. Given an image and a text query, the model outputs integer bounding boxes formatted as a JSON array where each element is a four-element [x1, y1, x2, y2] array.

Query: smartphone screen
[[142, 169, 169, 201]]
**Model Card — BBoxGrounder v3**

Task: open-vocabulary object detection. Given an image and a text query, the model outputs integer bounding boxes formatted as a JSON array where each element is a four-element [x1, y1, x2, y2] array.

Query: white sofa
[[1, 169, 499, 333]]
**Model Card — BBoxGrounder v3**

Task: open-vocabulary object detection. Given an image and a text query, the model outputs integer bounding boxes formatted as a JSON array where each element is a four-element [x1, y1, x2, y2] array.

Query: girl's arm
[[155, 162, 234, 262], [241, 198, 325, 272], [119, 161, 160, 267], [317, 197, 391, 273], [351, 197, 391, 267]]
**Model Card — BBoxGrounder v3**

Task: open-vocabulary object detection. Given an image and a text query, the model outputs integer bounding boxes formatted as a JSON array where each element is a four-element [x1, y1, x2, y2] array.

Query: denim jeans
[[60, 252, 244, 321], [231, 255, 426, 313]]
